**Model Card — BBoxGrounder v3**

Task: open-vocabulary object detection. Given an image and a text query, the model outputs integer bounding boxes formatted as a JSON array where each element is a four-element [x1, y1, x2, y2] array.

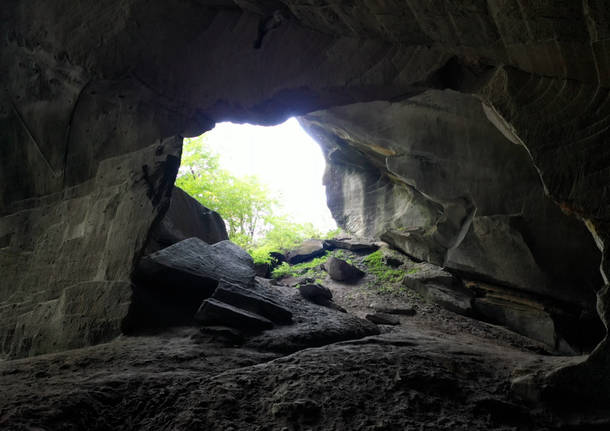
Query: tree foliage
[[176, 135, 341, 262], [177, 135, 277, 250]]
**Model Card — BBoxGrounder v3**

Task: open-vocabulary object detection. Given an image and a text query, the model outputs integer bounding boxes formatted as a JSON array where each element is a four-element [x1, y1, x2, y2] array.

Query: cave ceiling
[[1, 0, 609, 412]]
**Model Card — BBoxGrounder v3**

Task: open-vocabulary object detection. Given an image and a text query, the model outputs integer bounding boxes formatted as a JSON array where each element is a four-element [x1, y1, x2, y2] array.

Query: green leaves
[[177, 135, 338, 258], [177, 135, 275, 250]]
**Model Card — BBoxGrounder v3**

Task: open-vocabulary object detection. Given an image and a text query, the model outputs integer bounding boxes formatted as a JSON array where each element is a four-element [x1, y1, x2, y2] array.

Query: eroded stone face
[[1, 0, 609, 406], [300, 91, 602, 305], [0, 139, 180, 358], [299, 90, 607, 356]]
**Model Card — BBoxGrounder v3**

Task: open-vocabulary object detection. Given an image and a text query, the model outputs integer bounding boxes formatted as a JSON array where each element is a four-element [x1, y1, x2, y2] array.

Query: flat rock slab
[[403, 263, 474, 315], [138, 238, 256, 289], [212, 280, 293, 325], [286, 239, 328, 264], [247, 283, 379, 354], [365, 312, 401, 325], [195, 298, 273, 331], [325, 256, 365, 282], [325, 237, 379, 252], [465, 281, 576, 352]]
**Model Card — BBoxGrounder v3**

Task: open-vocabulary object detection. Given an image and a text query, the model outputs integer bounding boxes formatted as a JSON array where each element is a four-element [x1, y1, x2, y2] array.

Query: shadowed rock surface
[[325, 256, 365, 282], [403, 262, 475, 316], [1, 0, 610, 426], [286, 239, 328, 264], [146, 186, 228, 254]]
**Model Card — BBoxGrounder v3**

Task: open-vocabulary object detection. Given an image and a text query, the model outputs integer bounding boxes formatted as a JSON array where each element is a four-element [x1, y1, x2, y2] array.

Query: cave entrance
[[135, 92, 605, 357], [176, 117, 337, 255]]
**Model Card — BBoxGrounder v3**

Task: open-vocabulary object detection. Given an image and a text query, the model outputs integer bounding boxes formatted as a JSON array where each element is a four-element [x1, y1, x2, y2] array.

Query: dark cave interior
[[1, 1, 610, 429]]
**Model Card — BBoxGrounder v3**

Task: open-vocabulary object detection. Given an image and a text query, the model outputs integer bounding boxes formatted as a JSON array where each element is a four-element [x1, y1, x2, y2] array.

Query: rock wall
[[1, 0, 609, 407], [301, 91, 601, 306], [300, 90, 604, 352], [0, 0, 450, 359]]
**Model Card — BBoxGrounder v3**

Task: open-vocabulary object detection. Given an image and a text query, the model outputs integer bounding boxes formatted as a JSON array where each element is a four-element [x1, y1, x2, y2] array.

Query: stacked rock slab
[[197, 280, 293, 330], [133, 237, 295, 332], [134, 237, 383, 344]]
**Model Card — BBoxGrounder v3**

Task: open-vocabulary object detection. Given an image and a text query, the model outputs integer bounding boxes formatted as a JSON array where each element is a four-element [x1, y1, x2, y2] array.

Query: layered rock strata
[[1, 0, 609, 410]]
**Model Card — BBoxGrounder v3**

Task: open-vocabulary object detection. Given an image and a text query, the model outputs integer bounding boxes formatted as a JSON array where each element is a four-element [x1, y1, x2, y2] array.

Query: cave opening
[[175, 117, 337, 252], [127, 91, 606, 357], [5, 2, 610, 426]]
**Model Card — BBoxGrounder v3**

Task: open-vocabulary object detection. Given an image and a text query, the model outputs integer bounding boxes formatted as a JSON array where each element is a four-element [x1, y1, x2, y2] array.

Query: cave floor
[[1, 278, 591, 431]]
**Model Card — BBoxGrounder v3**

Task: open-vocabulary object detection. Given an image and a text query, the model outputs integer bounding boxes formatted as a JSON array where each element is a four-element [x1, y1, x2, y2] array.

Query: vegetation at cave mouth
[[177, 135, 340, 263]]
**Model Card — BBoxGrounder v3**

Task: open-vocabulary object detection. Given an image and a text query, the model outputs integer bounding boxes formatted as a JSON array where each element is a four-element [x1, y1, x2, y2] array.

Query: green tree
[[177, 134, 341, 262], [176, 136, 276, 250]]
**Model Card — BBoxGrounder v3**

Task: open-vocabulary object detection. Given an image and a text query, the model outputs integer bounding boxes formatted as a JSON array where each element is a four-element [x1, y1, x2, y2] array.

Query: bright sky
[[203, 117, 337, 233]]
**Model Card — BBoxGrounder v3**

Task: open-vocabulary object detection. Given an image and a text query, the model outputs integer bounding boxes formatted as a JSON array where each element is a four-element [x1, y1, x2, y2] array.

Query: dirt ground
[[0, 249, 598, 430]]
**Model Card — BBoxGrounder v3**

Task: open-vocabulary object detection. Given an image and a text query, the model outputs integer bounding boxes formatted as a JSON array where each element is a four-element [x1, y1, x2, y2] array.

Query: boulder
[[137, 238, 256, 289], [247, 281, 379, 353], [299, 284, 346, 313], [325, 256, 365, 282], [299, 283, 332, 300], [365, 312, 401, 325], [195, 298, 273, 331], [131, 238, 256, 329], [286, 239, 328, 264], [211, 280, 293, 325], [377, 246, 407, 268], [146, 186, 228, 253], [403, 263, 474, 315], [325, 237, 379, 253]]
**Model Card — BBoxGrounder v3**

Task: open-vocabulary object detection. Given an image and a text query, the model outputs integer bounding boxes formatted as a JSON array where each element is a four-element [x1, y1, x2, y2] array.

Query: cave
[[2, 1, 610, 429]]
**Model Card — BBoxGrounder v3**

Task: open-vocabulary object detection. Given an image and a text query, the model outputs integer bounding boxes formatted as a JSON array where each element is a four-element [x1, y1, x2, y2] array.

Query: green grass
[[270, 248, 418, 292], [331, 249, 354, 264], [362, 250, 420, 295], [362, 250, 405, 284], [271, 252, 331, 280]]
